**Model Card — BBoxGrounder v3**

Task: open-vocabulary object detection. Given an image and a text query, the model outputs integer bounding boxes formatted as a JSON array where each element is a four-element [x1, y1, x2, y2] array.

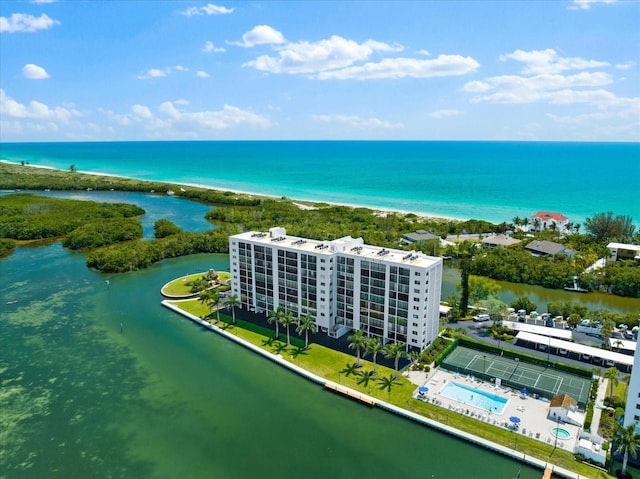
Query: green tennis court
[[440, 345, 591, 407]]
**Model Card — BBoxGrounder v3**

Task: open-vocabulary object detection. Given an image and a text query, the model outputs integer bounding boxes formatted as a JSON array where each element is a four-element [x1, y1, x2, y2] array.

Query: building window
[[414, 280, 420, 285], [414, 272, 421, 276]]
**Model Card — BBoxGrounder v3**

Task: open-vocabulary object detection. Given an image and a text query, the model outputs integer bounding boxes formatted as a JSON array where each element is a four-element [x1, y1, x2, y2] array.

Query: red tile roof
[[531, 211, 568, 222]]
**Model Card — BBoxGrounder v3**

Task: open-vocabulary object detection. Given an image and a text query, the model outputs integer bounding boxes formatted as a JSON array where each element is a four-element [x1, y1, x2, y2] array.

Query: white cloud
[[615, 62, 635, 70], [417, 49, 431, 56], [180, 3, 233, 16], [499, 49, 609, 74], [105, 101, 270, 133], [312, 114, 403, 130], [0, 89, 81, 123], [466, 72, 615, 104], [22, 63, 50, 80], [30, 0, 57, 3], [464, 48, 631, 109], [430, 109, 464, 119], [231, 25, 286, 48], [136, 66, 189, 80], [131, 104, 153, 119], [0, 13, 59, 33], [196, 70, 210, 78], [202, 41, 225, 53], [569, 0, 617, 10], [246, 35, 404, 75], [318, 55, 480, 80]]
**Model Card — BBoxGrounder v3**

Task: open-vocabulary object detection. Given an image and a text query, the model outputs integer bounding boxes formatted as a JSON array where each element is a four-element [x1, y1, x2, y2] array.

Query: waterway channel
[[0, 191, 548, 478]]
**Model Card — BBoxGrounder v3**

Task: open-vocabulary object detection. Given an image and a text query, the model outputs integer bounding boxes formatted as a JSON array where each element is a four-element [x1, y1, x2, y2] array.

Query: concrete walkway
[[590, 374, 608, 435]]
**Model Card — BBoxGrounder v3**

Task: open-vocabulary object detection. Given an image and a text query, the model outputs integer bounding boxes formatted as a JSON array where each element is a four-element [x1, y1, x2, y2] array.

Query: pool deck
[[407, 368, 582, 452]]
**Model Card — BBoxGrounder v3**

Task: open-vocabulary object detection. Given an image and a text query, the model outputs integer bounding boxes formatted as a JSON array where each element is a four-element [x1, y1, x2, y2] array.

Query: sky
[[0, 0, 639, 142]]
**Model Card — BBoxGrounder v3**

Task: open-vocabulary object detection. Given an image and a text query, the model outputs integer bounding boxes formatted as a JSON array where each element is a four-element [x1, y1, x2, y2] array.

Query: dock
[[325, 382, 376, 406], [542, 466, 553, 479]]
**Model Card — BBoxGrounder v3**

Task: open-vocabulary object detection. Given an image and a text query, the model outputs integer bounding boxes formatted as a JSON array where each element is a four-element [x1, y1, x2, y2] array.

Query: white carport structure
[[514, 331, 634, 370], [608, 338, 637, 354], [502, 321, 572, 340]]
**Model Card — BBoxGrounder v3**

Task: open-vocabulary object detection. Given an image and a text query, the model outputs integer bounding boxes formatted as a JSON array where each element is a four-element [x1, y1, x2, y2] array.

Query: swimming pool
[[439, 381, 509, 414], [551, 427, 572, 440]]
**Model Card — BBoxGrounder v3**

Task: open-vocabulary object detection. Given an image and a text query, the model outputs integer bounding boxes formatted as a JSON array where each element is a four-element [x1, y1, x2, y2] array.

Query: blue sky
[[1, 0, 638, 142]]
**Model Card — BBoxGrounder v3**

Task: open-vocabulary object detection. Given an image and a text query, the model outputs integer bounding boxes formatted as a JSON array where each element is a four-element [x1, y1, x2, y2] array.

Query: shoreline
[[0, 159, 471, 224]]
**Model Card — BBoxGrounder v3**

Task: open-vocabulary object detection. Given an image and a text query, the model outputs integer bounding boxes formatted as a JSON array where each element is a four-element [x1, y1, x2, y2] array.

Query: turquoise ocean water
[[1, 141, 638, 225]]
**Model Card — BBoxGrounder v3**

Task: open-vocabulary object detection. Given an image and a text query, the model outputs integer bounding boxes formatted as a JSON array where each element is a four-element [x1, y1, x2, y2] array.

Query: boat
[[166, 190, 175, 196], [564, 276, 588, 293], [6, 300, 18, 305]]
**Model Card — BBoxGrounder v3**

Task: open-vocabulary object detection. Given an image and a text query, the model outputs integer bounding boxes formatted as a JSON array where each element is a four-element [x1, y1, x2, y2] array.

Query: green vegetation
[[0, 162, 259, 206], [171, 299, 612, 478], [63, 218, 143, 249], [154, 219, 183, 238], [86, 230, 230, 272], [0, 238, 16, 258], [0, 193, 144, 241]]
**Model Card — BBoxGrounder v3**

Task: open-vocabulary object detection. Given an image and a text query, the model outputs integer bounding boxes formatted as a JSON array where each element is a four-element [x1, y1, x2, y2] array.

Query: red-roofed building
[[529, 211, 569, 232]]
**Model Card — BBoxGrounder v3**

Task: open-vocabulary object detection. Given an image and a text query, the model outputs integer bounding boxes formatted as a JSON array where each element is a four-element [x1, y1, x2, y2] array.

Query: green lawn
[[162, 271, 231, 297], [170, 299, 614, 479]]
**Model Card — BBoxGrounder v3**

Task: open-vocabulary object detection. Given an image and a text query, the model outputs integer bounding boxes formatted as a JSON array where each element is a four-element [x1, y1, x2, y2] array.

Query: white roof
[[608, 338, 637, 352], [515, 331, 634, 367], [607, 242, 640, 252], [502, 320, 572, 340]]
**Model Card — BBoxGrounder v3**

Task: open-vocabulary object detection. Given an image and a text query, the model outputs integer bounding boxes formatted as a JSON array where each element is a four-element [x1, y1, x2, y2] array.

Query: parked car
[[558, 349, 568, 355], [473, 314, 491, 322]]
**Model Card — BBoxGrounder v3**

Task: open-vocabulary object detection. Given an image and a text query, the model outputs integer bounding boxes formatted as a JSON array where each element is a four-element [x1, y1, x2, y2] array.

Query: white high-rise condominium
[[229, 227, 443, 351], [624, 350, 640, 428]]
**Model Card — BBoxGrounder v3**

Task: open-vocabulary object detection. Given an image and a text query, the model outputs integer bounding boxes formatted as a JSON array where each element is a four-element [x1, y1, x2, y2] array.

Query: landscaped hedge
[[435, 337, 459, 366]]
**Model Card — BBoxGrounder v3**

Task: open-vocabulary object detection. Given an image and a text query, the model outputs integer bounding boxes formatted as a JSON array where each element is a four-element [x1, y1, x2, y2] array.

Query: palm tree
[[226, 293, 240, 324], [605, 366, 619, 401], [296, 313, 317, 349], [623, 374, 632, 396], [614, 423, 640, 476], [340, 362, 359, 378], [348, 329, 366, 367], [532, 218, 541, 231], [280, 310, 296, 346], [198, 288, 216, 319], [377, 374, 399, 400], [512, 216, 521, 229], [356, 370, 372, 388], [522, 217, 530, 231], [211, 293, 222, 323], [268, 307, 282, 340], [365, 338, 384, 376], [383, 342, 406, 379], [565, 221, 574, 234], [574, 223, 581, 234]]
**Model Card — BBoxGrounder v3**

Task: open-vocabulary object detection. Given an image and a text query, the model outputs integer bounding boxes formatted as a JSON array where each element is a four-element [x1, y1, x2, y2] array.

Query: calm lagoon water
[[0, 194, 544, 478]]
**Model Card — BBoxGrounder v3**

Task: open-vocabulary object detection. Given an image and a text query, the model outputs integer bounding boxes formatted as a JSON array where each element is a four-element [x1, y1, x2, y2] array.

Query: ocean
[[1, 140, 638, 226]]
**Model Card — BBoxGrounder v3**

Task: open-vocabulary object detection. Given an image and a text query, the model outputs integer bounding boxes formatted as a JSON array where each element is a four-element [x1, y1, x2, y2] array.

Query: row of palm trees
[[512, 215, 581, 234], [267, 306, 318, 349], [199, 288, 240, 323], [347, 329, 407, 379]]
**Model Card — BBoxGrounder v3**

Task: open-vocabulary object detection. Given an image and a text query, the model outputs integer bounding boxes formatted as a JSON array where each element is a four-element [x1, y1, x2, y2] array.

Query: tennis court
[[440, 345, 591, 408]]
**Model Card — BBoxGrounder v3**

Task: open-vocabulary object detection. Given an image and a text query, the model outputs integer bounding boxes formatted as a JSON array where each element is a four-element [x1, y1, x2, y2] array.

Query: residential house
[[606, 242, 640, 265], [480, 234, 521, 249], [525, 240, 574, 258], [401, 229, 439, 245], [529, 211, 569, 232]]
